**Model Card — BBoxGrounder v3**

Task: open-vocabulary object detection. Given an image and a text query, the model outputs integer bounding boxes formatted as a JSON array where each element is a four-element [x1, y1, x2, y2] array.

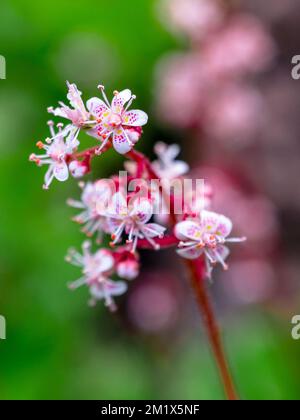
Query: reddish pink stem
[[185, 259, 238, 401], [137, 234, 178, 250]]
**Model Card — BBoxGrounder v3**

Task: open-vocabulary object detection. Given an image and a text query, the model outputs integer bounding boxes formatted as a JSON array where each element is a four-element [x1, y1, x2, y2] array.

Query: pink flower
[[156, 52, 206, 128], [107, 193, 166, 252], [116, 255, 140, 281], [29, 121, 79, 189], [204, 84, 264, 143], [175, 211, 246, 278], [69, 160, 90, 178], [66, 241, 127, 310], [162, 0, 224, 41], [86, 86, 148, 154], [202, 14, 276, 77]]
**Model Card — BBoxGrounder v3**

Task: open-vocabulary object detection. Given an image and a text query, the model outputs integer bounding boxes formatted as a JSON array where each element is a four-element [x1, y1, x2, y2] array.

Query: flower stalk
[[185, 259, 238, 401]]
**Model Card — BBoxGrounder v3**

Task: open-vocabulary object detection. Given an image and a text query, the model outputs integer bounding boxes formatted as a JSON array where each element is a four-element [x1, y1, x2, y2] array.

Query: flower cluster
[[30, 83, 246, 310], [30, 82, 148, 189]]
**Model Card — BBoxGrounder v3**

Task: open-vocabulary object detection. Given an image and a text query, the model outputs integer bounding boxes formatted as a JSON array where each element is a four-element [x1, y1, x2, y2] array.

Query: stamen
[[124, 95, 137, 112], [68, 277, 87, 290], [97, 85, 111, 108]]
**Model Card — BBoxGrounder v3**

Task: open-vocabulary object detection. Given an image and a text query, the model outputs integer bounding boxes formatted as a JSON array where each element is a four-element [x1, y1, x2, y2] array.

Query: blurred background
[[1, 0, 300, 400]]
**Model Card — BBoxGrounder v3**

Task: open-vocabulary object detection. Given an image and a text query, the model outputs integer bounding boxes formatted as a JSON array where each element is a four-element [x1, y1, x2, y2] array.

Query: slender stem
[[185, 259, 238, 401]]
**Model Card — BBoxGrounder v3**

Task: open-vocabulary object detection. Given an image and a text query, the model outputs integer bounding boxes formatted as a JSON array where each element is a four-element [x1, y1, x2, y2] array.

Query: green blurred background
[[0, 0, 300, 400]]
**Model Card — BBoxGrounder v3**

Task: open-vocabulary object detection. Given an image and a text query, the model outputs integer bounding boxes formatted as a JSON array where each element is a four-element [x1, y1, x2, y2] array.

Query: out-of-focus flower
[[202, 14, 276, 77], [127, 271, 181, 334], [152, 142, 189, 179], [204, 84, 264, 144], [66, 241, 127, 310], [175, 211, 246, 278], [222, 260, 276, 305], [87, 87, 148, 154], [29, 121, 79, 189], [156, 53, 206, 128], [161, 0, 224, 41], [68, 180, 113, 242], [107, 194, 166, 252]]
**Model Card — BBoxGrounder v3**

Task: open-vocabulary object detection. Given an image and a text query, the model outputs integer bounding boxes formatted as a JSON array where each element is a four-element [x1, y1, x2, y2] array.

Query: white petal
[[129, 198, 153, 224], [106, 280, 128, 297], [53, 161, 69, 182], [177, 247, 203, 260], [165, 144, 180, 161], [123, 110, 148, 127], [111, 89, 132, 113], [94, 249, 114, 273], [201, 210, 233, 238], [107, 192, 128, 218], [86, 97, 109, 117], [175, 221, 202, 241], [50, 106, 70, 119], [113, 130, 133, 155]]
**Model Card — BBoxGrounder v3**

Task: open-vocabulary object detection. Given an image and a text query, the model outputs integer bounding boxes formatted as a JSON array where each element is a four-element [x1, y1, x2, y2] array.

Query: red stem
[[185, 259, 238, 401], [137, 234, 178, 250]]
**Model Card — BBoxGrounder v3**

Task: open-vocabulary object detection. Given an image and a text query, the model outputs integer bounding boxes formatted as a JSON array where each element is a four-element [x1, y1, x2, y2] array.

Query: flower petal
[[53, 161, 69, 182], [123, 110, 148, 127], [201, 211, 232, 238], [94, 249, 114, 273], [106, 279, 128, 297], [113, 130, 133, 155], [177, 247, 203, 260], [90, 280, 127, 300], [129, 198, 153, 224], [111, 89, 132, 113], [106, 192, 128, 218], [67, 82, 84, 109], [175, 221, 202, 241], [86, 97, 109, 118]]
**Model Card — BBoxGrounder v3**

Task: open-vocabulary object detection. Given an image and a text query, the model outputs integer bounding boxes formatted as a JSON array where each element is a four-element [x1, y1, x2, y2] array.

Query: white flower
[[107, 193, 166, 252], [152, 142, 189, 179], [48, 81, 90, 127], [30, 122, 79, 189], [48, 82, 92, 147], [66, 241, 127, 311], [67, 180, 113, 242], [86, 86, 148, 154], [175, 211, 246, 278]]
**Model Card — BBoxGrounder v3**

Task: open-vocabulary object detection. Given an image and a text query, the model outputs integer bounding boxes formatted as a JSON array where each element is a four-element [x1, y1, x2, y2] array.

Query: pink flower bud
[[116, 258, 140, 281], [69, 160, 90, 178]]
